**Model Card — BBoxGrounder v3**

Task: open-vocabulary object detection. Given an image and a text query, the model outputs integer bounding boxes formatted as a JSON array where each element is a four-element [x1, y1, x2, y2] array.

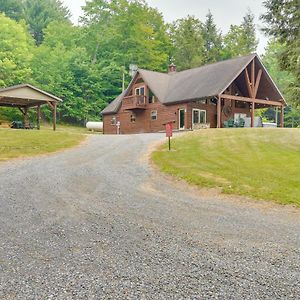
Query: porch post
[[52, 102, 57, 131], [280, 106, 284, 128], [24, 107, 29, 129], [36, 105, 41, 130], [275, 107, 278, 126], [251, 101, 255, 128], [217, 96, 222, 128]]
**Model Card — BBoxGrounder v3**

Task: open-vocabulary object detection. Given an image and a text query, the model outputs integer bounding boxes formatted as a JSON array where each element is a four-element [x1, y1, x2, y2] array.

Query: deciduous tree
[[0, 13, 33, 87], [23, 0, 71, 45]]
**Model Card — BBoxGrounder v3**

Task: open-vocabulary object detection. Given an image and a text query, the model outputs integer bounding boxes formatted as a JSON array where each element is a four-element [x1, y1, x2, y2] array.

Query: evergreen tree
[[261, 0, 300, 106], [169, 16, 205, 70], [0, 0, 24, 21], [261, 40, 296, 124], [241, 10, 258, 53], [202, 11, 223, 63], [222, 10, 258, 59]]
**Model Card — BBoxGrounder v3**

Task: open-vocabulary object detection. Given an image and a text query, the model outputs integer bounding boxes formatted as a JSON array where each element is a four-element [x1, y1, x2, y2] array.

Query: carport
[[0, 84, 62, 131]]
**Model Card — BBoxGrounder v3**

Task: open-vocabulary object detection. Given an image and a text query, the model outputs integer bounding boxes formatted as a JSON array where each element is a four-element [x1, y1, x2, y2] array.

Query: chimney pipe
[[168, 63, 177, 73]]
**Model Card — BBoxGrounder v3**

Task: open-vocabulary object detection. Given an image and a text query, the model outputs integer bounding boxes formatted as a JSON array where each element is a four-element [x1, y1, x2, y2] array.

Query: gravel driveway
[[0, 134, 299, 299]]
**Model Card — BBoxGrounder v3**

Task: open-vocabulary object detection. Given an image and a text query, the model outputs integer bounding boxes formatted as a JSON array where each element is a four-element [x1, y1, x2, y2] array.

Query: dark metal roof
[[101, 53, 285, 115]]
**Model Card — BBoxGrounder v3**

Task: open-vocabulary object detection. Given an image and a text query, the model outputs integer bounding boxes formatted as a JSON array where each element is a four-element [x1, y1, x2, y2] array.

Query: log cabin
[[101, 53, 286, 134]]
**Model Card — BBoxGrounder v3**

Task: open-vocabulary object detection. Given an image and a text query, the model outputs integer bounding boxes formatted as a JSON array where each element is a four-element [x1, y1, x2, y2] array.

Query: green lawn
[[152, 129, 300, 206], [0, 125, 86, 161]]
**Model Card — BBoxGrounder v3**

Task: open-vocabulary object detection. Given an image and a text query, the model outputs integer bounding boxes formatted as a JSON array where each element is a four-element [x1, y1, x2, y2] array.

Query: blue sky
[[62, 0, 269, 54]]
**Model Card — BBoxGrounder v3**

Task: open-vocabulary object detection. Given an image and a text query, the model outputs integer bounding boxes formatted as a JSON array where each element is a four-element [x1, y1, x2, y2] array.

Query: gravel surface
[[0, 133, 299, 299]]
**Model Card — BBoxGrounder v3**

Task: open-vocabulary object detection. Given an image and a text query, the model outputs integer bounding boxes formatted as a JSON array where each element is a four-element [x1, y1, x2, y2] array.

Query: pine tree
[[261, 0, 300, 106], [169, 16, 205, 70], [222, 10, 258, 59], [202, 10, 223, 63], [241, 10, 258, 53], [0, 0, 23, 21]]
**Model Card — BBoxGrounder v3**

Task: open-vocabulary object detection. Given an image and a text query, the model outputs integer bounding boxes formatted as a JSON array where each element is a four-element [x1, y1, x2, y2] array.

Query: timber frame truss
[[216, 58, 285, 128]]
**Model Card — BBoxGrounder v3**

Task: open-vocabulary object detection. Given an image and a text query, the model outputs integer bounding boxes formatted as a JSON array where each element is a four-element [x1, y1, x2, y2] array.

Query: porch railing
[[122, 95, 147, 110]]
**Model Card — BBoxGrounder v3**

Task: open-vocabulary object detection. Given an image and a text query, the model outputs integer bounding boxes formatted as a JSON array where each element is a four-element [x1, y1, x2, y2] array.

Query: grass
[[152, 129, 300, 206], [0, 125, 86, 162]]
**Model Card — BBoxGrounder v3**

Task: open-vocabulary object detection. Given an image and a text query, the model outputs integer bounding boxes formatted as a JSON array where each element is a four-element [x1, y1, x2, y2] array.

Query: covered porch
[[216, 57, 285, 128], [0, 84, 62, 130]]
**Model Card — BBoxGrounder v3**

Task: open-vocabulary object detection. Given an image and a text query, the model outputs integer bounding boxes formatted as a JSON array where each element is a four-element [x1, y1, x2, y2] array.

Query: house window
[[192, 109, 206, 124], [200, 110, 206, 123], [111, 116, 116, 125], [151, 110, 157, 120], [135, 86, 145, 96], [149, 90, 156, 104], [130, 114, 136, 123]]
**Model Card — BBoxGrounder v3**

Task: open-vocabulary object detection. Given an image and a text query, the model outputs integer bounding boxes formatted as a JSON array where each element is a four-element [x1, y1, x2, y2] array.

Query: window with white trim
[[135, 86, 145, 96], [192, 109, 206, 124], [151, 110, 157, 120], [111, 116, 116, 125]]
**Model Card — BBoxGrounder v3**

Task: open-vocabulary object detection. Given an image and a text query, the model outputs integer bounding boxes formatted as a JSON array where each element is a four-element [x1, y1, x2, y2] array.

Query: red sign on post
[[166, 123, 173, 137], [165, 122, 173, 151]]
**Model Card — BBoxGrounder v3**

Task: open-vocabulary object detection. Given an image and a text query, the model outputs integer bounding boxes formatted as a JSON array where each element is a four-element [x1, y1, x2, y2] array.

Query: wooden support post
[[217, 96, 222, 128], [275, 107, 278, 126], [24, 107, 29, 129], [245, 68, 253, 98], [52, 102, 57, 131], [253, 69, 262, 98], [36, 105, 41, 130], [280, 106, 284, 128], [251, 102, 255, 128], [251, 59, 255, 90], [18, 107, 25, 115]]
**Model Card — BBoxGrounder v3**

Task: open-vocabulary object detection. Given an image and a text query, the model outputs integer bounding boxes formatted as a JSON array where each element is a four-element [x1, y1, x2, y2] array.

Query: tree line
[[0, 0, 298, 125]]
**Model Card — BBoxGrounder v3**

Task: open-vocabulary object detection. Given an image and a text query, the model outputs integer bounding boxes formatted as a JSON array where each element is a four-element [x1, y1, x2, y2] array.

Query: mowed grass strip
[[152, 129, 300, 206], [0, 126, 86, 161]]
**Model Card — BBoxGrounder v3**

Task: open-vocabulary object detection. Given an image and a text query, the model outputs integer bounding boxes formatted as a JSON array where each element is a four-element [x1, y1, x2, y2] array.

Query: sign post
[[165, 122, 173, 151], [116, 121, 120, 135]]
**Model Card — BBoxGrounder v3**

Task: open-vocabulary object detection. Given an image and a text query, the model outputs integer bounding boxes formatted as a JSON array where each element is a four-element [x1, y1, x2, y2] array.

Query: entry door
[[179, 109, 185, 130]]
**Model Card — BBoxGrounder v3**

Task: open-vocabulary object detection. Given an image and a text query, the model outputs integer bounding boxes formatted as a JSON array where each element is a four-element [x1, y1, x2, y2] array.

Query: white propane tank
[[86, 121, 103, 132]]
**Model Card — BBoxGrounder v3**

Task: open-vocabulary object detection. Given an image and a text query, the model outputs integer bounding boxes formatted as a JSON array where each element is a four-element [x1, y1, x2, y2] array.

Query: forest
[[0, 0, 299, 126]]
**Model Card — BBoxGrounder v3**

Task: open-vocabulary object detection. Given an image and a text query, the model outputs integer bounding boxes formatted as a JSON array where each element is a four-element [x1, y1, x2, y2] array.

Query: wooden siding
[[103, 73, 253, 134]]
